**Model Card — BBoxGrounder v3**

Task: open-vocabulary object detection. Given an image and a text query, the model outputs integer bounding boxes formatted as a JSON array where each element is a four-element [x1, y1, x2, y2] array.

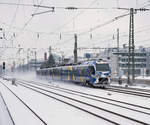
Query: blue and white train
[[36, 59, 111, 88]]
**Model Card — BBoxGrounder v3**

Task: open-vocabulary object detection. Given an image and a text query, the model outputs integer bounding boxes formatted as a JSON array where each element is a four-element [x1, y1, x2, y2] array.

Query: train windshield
[[89, 66, 95, 75], [96, 63, 109, 71]]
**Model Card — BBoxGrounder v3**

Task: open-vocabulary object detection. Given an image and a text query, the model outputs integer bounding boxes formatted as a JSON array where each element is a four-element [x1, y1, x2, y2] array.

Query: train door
[[76, 67, 80, 82]]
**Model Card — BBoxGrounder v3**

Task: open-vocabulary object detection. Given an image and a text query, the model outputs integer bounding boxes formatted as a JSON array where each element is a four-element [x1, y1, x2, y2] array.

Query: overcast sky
[[0, 0, 150, 65]]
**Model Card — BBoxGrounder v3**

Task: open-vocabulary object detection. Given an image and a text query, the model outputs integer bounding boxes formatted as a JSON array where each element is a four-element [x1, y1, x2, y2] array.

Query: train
[[36, 59, 111, 88]]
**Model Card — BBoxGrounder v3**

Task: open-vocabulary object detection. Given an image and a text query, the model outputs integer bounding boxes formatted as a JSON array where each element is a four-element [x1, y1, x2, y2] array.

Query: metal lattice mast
[[131, 8, 135, 84], [74, 34, 77, 63], [117, 28, 120, 77], [128, 8, 135, 85], [117, 7, 149, 85]]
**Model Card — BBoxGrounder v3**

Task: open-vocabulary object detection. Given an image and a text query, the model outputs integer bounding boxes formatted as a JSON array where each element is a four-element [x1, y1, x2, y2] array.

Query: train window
[[53, 69, 56, 76], [96, 63, 109, 71], [81, 68, 84, 76], [85, 66, 90, 77], [50, 69, 52, 75], [78, 67, 82, 76], [58, 69, 60, 76], [46, 70, 48, 75], [62, 68, 68, 76], [63, 69, 66, 75], [84, 68, 88, 77], [74, 68, 78, 76], [48, 70, 50, 75], [89, 66, 95, 75], [61, 69, 65, 75], [45, 70, 47, 75], [56, 69, 58, 76], [77, 68, 80, 76], [65, 70, 68, 75]]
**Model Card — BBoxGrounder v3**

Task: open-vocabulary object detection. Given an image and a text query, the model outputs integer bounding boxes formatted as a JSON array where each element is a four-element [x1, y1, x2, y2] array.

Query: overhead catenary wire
[[0, 1, 150, 55], [78, 12, 130, 36], [1, 1, 148, 39], [142, 3, 150, 8], [1, 18, 150, 41], [0, 10, 149, 41], [55, 23, 150, 51], [49, 8, 132, 48], [137, 1, 148, 7], [0, 2, 118, 10], [0, 2, 34, 7], [49, 0, 101, 34], [44, 0, 101, 48], [19, 0, 45, 33], [6, 0, 45, 48], [0, 0, 21, 61], [2, 23, 150, 50], [0, 0, 105, 40], [52, 10, 150, 50], [79, 25, 150, 50], [0, 0, 45, 61], [8, 0, 21, 35]]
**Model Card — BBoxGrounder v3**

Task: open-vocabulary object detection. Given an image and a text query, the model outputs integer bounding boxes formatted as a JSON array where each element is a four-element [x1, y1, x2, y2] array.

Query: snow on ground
[[116, 75, 150, 80], [11, 72, 150, 107], [1, 72, 150, 125], [44, 81, 150, 108], [136, 76, 150, 80], [111, 80, 150, 90], [0, 81, 46, 125], [113, 75, 150, 88], [0, 93, 14, 125], [0, 78, 112, 125], [26, 80, 150, 124]]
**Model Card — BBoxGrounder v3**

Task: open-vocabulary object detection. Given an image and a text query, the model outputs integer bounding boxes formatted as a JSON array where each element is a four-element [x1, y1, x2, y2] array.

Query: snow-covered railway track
[[0, 81, 47, 125], [110, 85, 150, 93], [16, 80, 150, 125], [18, 79, 150, 111], [0, 92, 15, 125], [107, 87, 150, 98]]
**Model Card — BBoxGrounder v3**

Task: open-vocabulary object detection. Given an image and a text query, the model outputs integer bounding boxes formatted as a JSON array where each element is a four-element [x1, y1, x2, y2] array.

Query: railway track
[[19, 78, 150, 98], [110, 85, 150, 93], [15, 79, 150, 125], [18, 79, 150, 110], [0, 92, 15, 125], [0, 81, 48, 125], [107, 87, 150, 98]]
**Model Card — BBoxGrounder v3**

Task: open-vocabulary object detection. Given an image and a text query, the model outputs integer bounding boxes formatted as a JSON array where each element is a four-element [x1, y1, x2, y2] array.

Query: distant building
[[28, 59, 44, 70], [114, 47, 147, 76], [98, 45, 150, 77]]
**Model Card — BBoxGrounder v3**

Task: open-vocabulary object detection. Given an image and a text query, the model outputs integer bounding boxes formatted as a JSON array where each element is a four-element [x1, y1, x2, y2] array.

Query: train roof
[[81, 59, 108, 65], [37, 59, 109, 71], [37, 64, 94, 71]]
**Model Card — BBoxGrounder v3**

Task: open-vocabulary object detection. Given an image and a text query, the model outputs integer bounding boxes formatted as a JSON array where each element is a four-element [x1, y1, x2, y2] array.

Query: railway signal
[[2, 62, 5, 70]]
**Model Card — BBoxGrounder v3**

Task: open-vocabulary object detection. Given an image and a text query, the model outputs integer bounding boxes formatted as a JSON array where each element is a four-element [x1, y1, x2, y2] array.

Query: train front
[[92, 61, 111, 88]]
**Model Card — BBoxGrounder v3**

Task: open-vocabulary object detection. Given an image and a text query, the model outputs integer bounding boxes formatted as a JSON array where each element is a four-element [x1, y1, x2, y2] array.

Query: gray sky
[[0, 0, 150, 66]]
